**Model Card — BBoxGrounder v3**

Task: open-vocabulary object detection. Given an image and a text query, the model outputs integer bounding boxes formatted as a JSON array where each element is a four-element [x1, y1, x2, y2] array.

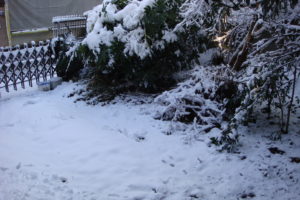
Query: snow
[[82, 0, 177, 59], [0, 82, 300, 200], [162, 31, 178, 43], [11, 28, 49, 34], [52, 15, 86, 23]]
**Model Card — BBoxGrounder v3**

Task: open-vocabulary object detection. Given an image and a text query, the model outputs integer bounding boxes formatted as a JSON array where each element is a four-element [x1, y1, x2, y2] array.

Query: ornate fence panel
[[52, 15, 87, 38], [0, 41, 57, 92]]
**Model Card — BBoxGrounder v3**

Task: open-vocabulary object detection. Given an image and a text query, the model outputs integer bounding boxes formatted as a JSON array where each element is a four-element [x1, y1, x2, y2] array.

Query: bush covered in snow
[[154, 65, 243, 150], [155, 66, 224, 127], [154, 0, 300, 150], [52, 34, 87, 81], [217, 1, 300, 142], [56, 0, 211, 100]]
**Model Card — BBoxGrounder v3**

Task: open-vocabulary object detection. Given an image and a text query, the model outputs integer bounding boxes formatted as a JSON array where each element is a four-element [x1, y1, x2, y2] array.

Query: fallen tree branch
[[230, 15, 258, 71]]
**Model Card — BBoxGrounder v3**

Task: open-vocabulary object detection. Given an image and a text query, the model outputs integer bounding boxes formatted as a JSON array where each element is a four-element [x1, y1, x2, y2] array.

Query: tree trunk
[[229, 15, 258, 71], [285, 66, 297, 134]]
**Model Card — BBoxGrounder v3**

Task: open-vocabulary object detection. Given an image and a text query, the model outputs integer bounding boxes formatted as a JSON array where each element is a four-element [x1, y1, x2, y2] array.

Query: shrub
[[56, 0, 210, 100]]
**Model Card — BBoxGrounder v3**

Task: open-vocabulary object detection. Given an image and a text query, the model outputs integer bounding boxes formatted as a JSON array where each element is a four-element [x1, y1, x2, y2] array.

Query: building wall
[[4, 0, 102, 46], [7, 0, 101, 32], [0, 6, 8, 46]]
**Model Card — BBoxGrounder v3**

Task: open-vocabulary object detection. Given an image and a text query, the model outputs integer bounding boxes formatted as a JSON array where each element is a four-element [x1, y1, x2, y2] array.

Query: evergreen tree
[[56, 0, 210, 102]]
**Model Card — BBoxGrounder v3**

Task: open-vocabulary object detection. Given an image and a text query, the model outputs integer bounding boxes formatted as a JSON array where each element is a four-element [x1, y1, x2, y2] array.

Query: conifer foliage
[[56, 0, 208, 102]]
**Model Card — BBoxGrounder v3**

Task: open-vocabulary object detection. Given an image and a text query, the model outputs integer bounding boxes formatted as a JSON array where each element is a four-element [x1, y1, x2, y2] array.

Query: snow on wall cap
[[52, 15, 87, 23]]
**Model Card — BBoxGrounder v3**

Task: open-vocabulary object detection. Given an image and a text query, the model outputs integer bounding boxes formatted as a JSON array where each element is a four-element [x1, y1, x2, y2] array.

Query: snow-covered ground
[[0, 83, 300, 200]]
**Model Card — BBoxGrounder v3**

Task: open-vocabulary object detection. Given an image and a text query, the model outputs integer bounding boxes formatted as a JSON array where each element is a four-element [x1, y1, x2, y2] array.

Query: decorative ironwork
[[0, 40, 57, 92], [52, 15, 87, 38]]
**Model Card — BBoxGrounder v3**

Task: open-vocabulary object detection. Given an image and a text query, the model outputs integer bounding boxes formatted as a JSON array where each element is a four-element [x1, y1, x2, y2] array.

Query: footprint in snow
[[134, 135, 146, 142], [118, 129, 148, 142], [127, 184, 153, 192], [54, 113, 74, 121], [133, 131, 148, 142], [16, 162, 21, 170], [161, 159, 175, 167], [23, 100, 37, 106], [60, 177, 68, 183], [108, 193, 120, 197], [0, 167, 8, 172], [0, 123, 15, 128]]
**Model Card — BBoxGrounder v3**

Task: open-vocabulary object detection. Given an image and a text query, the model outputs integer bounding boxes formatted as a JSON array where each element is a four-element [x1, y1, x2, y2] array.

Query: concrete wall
[[11, 30, 52, 46]]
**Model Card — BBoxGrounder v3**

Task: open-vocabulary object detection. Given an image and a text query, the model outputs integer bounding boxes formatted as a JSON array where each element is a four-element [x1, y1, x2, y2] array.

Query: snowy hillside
[[0, 83, 299, 200]]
